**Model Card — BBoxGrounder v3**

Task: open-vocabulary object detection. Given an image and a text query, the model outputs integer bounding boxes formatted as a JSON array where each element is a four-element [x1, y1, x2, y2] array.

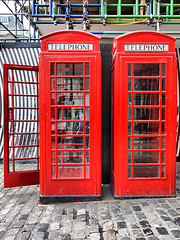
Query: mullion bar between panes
[[83, 62, 86, 179], [11, 70, 15, 172], [131, 63, 134, 179], [55, 63, 58, 179]]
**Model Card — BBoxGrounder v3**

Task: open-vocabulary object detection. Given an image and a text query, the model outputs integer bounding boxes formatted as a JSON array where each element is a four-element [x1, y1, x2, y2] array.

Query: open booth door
[[3, 64, 39, 188]]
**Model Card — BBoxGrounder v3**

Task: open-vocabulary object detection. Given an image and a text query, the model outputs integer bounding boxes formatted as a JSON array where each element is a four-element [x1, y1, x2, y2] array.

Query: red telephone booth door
[[39, 31, 102, 202], [112, 31, 177, 197], [3, 64, 39, 188]]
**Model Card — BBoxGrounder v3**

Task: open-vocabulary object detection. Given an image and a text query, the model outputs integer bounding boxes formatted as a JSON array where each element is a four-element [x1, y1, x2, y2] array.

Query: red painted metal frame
[[111, 31, 177, 197], [39, 31, 102, 198], [3, 64, 39, 188]]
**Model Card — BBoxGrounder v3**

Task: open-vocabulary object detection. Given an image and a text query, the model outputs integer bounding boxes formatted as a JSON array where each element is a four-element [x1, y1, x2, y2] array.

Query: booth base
[[110, 183, 176, 199], [39, 195, 102, 204]]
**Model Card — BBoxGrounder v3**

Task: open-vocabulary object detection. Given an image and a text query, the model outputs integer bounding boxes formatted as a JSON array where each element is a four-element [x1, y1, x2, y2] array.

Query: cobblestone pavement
[[0, 163, 180, 240]]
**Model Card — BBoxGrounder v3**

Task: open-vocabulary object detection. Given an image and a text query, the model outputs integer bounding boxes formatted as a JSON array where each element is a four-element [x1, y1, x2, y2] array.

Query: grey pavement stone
[[48, 231, 59, 239], [165, 220, 179, 229], [136, 212, 146, 220], [49, 222, 60, 231], [171, 230, 180, 238], [103, 221, 114, 231], [7, 228, 20, 236], [143, 228, 154, 236], [132, 229, 144, 238], [24, 224, 35, 231], [20, 231, 31, 240], [117, 221, 127, 229], [89, 233, 100, 240], [139, 220, 151, 228], [160, 215, 171, 221], [37, 223, 49, 232], [13, 220, 26, 228], [156, 227, 169, 235], [32, 232, 46, 240], [167, 209, 179, 216], [118, 228, 130, 237], [0, 231, 5, 239], [103, 230, 117, 240]]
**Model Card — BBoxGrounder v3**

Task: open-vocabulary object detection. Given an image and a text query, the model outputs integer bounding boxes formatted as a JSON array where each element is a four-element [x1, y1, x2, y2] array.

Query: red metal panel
[[39, 31, 102, 198], [112, 31, 177, 197], [3, 64, 39, 188]]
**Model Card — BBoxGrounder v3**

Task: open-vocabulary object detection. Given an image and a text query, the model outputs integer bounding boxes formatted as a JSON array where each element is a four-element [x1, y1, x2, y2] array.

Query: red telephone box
[[3, 30, 102, 203], [39, 30, 102, 203], [111, 31, 177, 198]]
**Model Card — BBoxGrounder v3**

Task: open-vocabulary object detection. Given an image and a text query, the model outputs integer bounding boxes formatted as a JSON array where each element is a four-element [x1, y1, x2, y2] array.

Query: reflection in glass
[[134, 137, 159, 150], [162, 108, 165, 120], [128, 123, 131, 135], [57, 78, 83, 91], [134, 151, 159, 164], [162, 78, 165, 91], [128, 152, 132, 163], [51, 166, 56, 179], [128, 108, 131, 120], [134, 64, 159, 76], [57, 122, 84, 135], [128, 94, 131, 106], [51, 63, 55, 76], [85, 63, 89, 75], [162, 122, 165, 134], [128, 137, 132, 149], [51, 108, 55, 120], [134, 122, 159, 135], [51, 93, 55, 105], [51, 137, 55, 149], [51, 151, 56, 163], [51, 78, 55, 91], [134, 93, 159, 106], [86, 78, 89, 90], [134, 108, 159, 120], [57, 63, 83, 76], [128, 166, 131, 178], [57, 108, 83, 120], [161, 165, 165, 178], [57, 136, 83, 149], [134, 79, 159, 91], [162, 94, 165, 105], [128, 64, 131, 76], [161, 137, 165, 149], [86, 93, 89, 105], [60, 151, 84, 163], [128, 79, 131, 91], [57, 166, 84, 179], [86, 151, 89, 163], [162, 64, 166, 76], [57, 93, 83, 106], [86, 108, 89, 120], [86, 166, 90, 178], [134, 166, 159, 178], [161, 151, 165, 163], [86, 122, 89, 134], [86, 137, 89, 149]]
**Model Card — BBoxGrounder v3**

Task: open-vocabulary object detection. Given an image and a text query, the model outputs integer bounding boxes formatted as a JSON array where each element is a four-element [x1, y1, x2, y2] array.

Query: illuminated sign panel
[[48, 43, 93, 51]]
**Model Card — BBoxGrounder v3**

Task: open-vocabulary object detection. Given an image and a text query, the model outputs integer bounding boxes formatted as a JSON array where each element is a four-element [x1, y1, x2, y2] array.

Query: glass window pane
[[86, 151, 89, 163], [51, 78, 55, 91], [161, 137, 165, 149], [128, 108, 131, 120], [51, 151, 56, 164], [134, 64, 159, 76], [134, 122, 160, 135], [162, 108, 165, 120], [134, 79, 159, 91], [51, 63, 55, 76], [86, 166, 90, 178], [86, 122, 89, 134], [57, 78, 83, 91], [57, 166, 84, 178], [162, 78, 166, 91], [134, 137, 159, 150], [86, 137, 89, 149], [51, 93, 55, 105], [85, 78, 89, 90], [57, 122, 84, 135], [128, 123, 132, 135], [51, 108, 55, 120], [128, 79, 131, 91], [86, 108, 89, 120], [162, 94, 165, 106], [59, 151, 84, 164], [57, 93, 84, 106], [128, 137, 132, 149], [161, 151, 165, 163], [128, 64, 131, 76], [134, 151, 159, 164], [133, 166, 159, 178], [161, 166, 165, 178], [162, 123, 165, 134], [51, 166, 56, 179], [51, 137, 55, 149], [57, 108, 84, 120], [57, 136, 84, 149], [134, 94, 159, 106], [85, 63, 89, 75], [128, 166, 131, 178], [134, 108, 159, 120], [86, 93, 89, 105], [57, 63, 83, 76], [162, 64, 166, 76], [128, 94, 131, 106], [128, 152, 132, 164]]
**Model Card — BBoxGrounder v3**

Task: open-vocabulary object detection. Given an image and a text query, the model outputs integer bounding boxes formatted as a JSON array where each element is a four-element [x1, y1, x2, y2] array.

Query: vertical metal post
[[28, 0, 31, 40], [156, 0, 160, 32], [170, 0, 174, 17], [15, 0, 17, 37]]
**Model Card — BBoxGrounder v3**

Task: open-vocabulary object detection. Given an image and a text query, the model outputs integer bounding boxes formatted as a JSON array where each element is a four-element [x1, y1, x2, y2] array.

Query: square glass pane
[[86, 93, 89, 105], [162, 63, 166, 76], [128, 152, 132, 164], [134, 137, 159, 150], [85, 78, 89, 90], [128, 166, 131, 178], [134, 79, 159, 91], [57, 122, 84, 135], [86, 108, 89, 120], [51, 166, 56, 179], [133, 166, 159, 178], [134, 151, 159, 164], [162, 78, 166, 91], [162, 122, 165, 134], [57, 63, 83, 76], [128, 123, 132, 135], [51, 93, 55, 105], [128, 64, 131, 76], [51, 137, 55, 149], [57, 108, 84, 120], [128, 94, 131, 106], [134, 94, 159, 106], [128, 108, 131, 120], [57, 136, 84, 150], [51, 151, 56, 164], [161, 151, 165, 163], [134, 108, 159, 120], [134, 64, 159, 76], [85, 63, 89, 75], [51, 78, 55, 91], [128, 79, 131, 91], [57, 166, 84, 179], [128, 137, 132, 149], [86, 166, 90, 178], [60, 151, 84, 164], [86, 151, 89, 163], [161, 165, 165, 178], [161, 137, 165, 149], [51, 63, 55, 76], [86, 122, 89, 134], [51, 122, 55, 134], [86, 137, 89, 149], [162, 94, 165, 106], [162, 108, 165, 120], [51, 108, 55, 120], [57, 78, 83, 91], [57, 93, 84, 106]]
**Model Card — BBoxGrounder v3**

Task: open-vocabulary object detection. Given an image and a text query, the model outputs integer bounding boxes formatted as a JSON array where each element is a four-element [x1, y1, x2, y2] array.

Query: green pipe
[[88, 14, 180, 19], [135, 0, 139, 16], [170, 0, 174, 16], [153, 0, 156, 16], [166, 6, 169, 23]]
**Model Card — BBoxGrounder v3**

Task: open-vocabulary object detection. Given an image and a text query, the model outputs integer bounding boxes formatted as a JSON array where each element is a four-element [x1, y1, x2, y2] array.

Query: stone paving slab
[[0, 163, 180, 240]]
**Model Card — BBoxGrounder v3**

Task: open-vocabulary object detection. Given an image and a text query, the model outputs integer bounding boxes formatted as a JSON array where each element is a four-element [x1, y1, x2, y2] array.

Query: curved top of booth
[[112, 31, 176, 54], [40, 30, 101, 52]]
